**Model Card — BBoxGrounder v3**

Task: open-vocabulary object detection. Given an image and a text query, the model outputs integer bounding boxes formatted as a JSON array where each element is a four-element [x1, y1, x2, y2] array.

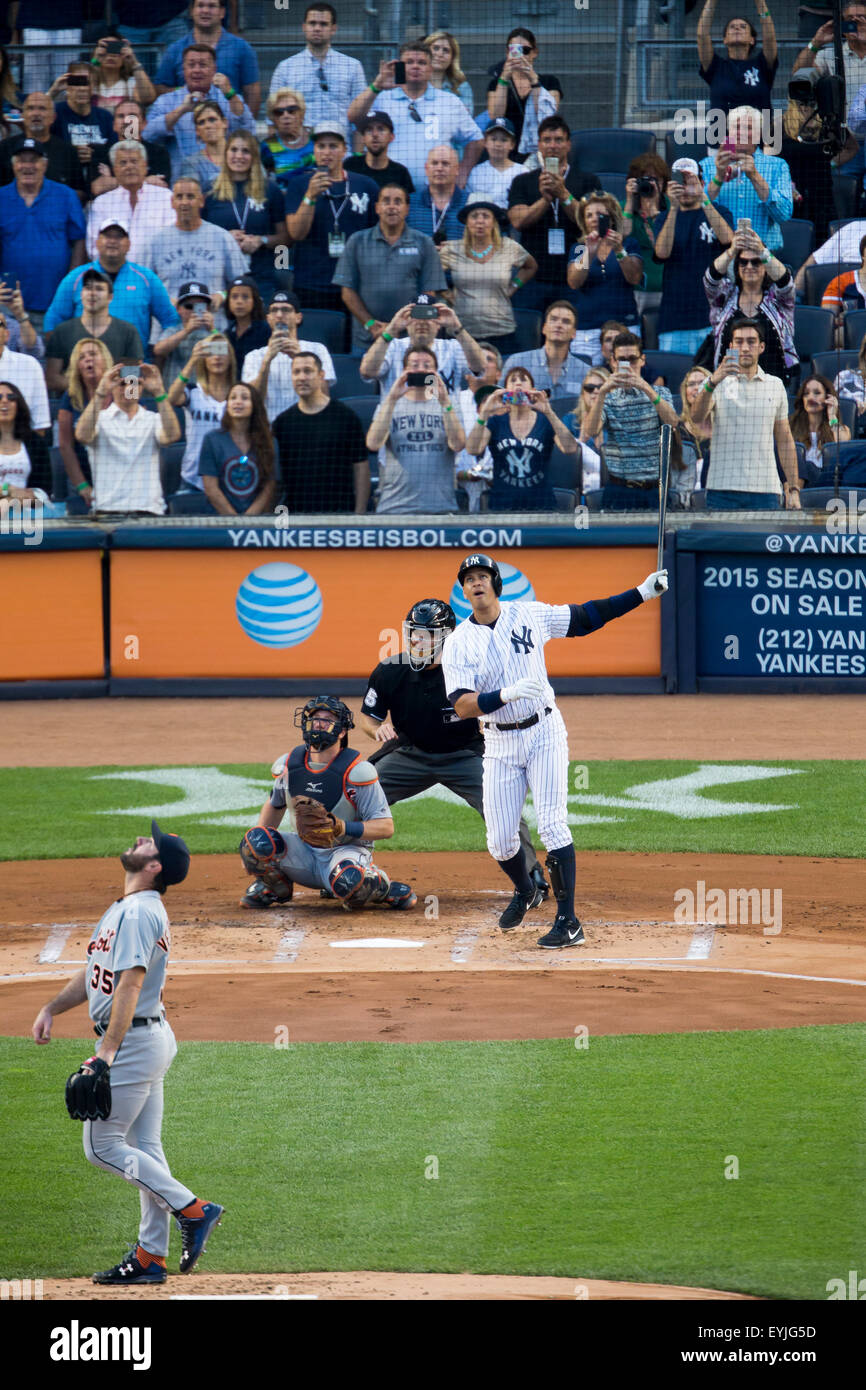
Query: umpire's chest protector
[[286, 747, 362, 813]]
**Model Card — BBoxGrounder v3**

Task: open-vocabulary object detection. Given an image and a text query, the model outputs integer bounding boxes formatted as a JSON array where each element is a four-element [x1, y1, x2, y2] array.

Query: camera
[[636, 176, 656, 198], [842, 18, 859, 34], [410, 302, 439, 320], [788, 69, 846, 153], [103, 38, 125, 54]]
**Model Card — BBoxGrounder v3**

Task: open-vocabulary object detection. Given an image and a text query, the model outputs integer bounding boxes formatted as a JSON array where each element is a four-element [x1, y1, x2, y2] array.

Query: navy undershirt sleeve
[[567, 588, 642, 637]]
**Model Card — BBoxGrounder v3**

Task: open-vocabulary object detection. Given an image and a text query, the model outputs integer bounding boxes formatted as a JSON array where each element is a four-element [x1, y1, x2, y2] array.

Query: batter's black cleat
[[499, 884, 544, 931], [537, 916, 585, 950], [92, 1249, 167, 1285], [176, 1202, 224, 1274], [240, 878, 292, 910], [530, 864, 550, 899]]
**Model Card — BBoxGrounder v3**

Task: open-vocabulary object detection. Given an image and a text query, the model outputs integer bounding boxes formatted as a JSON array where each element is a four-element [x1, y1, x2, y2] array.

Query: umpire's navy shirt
[[363, 657, 483, 754]]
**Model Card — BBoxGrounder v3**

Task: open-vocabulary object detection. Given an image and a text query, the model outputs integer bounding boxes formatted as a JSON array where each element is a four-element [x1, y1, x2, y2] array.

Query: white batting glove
[[501, 677, 547, 704], [638, 569, 668, 601]]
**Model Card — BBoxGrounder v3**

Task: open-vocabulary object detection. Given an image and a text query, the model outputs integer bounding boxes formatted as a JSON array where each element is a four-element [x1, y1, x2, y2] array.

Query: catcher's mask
[[403, 597, 456, 671], [294, 695, 354, 751], [457, 552, 502, 596]]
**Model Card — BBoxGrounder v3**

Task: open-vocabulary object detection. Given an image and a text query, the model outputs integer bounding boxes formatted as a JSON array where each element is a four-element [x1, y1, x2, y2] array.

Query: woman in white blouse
[[167, 334, 237, 496], [0, 381, 52, 512], [438, 196, 537, 356]]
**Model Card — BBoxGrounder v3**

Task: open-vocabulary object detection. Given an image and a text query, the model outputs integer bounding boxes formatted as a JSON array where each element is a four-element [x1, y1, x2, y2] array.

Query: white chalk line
[[687, 924, 716, 959], [451, 929, 479, 964], [273, 929, 305, 963]]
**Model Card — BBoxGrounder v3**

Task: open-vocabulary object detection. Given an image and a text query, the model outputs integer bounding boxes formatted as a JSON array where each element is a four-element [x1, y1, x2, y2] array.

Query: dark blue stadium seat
[[794, 305, 835, 361], [642, 351, 694, 392], [818, 440, 866, 486], [511, 310, 542, 352], [778, 219, 814, 273], [843, 309, 866, 350], [811, 349, 858, 381], [572, 129, 655, 176], [298, 309, 348, 355], [595, 172, 627, 202], [329, 354, 378, 398], [803, 262, 859, 306]]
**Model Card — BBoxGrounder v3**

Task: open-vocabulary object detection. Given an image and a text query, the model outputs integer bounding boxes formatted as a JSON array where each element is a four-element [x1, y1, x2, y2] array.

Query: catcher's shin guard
[[383, 880, 417, 910], [329, 859, 378, 911], [239, 827, 294, 907]]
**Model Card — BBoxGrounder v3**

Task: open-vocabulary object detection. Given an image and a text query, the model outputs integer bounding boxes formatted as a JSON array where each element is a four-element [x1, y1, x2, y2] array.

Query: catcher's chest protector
[[287, 746, 360, 812]]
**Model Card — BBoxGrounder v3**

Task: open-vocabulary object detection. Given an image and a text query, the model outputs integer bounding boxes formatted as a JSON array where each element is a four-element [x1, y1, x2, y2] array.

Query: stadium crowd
[[1, 0, 865, 520]]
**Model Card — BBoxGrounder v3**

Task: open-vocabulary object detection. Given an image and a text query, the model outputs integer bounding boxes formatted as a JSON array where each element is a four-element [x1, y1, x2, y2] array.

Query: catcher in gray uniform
[[239, 696, 417, 911]]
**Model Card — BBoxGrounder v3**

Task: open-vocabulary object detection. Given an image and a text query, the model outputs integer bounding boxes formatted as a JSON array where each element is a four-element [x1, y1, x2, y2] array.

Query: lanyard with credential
[[231, 195, 251, 231], [431, 197, 452, 239]]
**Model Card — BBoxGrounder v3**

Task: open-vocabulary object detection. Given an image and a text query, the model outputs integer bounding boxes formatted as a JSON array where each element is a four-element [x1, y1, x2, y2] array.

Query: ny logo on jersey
[[350, 191, 370, 214], [743, 67, 759, 87], [699, 221, 716, 243], [511, 626, 534, 654], [505, 446, 534, 481]]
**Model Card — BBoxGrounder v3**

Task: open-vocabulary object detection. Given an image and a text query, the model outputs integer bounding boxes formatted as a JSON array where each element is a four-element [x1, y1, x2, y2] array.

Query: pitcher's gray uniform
[[84, 890, 195, 1257]]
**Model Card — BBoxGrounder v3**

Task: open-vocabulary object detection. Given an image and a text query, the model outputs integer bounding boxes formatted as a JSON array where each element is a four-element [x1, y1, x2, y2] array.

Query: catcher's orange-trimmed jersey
[[269, 744, 390, 848]]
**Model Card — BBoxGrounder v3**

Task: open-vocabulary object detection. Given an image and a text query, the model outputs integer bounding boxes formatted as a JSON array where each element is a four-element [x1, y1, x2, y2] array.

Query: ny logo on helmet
[[511, 626, 534, 654]]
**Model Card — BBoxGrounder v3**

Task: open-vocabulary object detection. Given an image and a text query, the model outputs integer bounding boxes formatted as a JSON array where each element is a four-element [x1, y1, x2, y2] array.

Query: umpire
[[358, 598, 548, 916]]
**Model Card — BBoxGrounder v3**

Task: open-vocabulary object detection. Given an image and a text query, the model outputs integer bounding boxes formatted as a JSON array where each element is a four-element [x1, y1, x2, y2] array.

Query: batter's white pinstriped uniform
[[442, 600, 572, 860]]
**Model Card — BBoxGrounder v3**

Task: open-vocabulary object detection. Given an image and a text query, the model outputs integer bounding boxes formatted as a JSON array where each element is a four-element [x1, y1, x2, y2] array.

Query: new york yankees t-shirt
[[378, 398, 457, 514], [283, 172, 379, 290], [700, 50, 777, 115], [485, 410, 556, 511], [653, 204, 734, 335]]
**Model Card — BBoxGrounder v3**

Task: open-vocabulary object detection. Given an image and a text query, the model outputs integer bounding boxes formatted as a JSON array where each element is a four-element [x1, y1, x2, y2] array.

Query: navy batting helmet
[[403, 597, 456, 670], [294, 695, 354, 750], [457, 553, 502, 596]]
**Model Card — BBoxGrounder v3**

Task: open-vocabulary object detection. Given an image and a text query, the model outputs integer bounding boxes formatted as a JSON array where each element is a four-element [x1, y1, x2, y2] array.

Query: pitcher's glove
[[292, 796, 345, 848], [65, 1055, 111, 1121]]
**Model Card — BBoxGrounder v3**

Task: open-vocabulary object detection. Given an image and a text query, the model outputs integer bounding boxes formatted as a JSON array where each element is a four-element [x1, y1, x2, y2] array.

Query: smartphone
[[670, 170, 685, 185], [597, 212, 610, 237], [410, 303, 439, 320], [509, 43, 529, 57], [727, 348, 740, 365], [407, 371, 433, 387], [502, 389, 529, 405], [393, 60, 407, 85], [104, 38, 124, 54], [273, 323, 289, 335], [736, 217, 751, 232], [207, 341, 230, 356], [66, 74, 90, 87], [616, 362, 631, 377], [120, 364, 140, 381], [543, 156, 559, 174]]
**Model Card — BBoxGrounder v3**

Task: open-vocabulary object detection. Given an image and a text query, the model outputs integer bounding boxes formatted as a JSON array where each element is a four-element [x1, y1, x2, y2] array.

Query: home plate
[[329, 938, 426, 949]]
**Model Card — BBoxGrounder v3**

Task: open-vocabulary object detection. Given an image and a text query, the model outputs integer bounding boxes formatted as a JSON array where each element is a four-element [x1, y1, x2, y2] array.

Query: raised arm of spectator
[[697, 0, 717, 72], [76, 364, 120, 444], [535, 390, 578, 453], [366, 375, 406, 450], [433, 374, 465, 451], [347, 58, 397, 129], [435, 303, 487, 374], [793, 19, 833, 72], [58, 404, 92, 509], [353, 456, 371, 514], [848, 80, 866, 138], [457, 140, 483, 188], [360, 303, 412, 379], [140, 364, 181, 444], [757, 0, 778, 68]]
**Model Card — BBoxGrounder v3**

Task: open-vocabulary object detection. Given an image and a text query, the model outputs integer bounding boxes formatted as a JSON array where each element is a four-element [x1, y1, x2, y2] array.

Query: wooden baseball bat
[[655, 423, 672, 592]]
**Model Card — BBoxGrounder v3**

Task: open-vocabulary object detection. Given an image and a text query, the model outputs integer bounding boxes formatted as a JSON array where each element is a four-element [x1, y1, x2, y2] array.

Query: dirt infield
[[3, 694, 862, 1299]]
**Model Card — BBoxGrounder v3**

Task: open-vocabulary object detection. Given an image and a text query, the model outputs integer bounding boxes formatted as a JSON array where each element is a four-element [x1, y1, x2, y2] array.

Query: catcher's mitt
[[292, 796, 345, 848], [66, 1055, 111, 1121]]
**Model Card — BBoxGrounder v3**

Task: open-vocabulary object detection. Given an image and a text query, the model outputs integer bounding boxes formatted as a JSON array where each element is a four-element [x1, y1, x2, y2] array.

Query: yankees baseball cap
[[11, 136, 46, 157], [312, 120, 347, 142], [151, 820, 190, 886], [485, 117, 516, 138], [360, 110, 394, 132], [82, 268, 111, 286], [671, 157, 700, 177], [177, 280, 211, 303], [98, 217, 130, 235], [270, 290, 301, 310]]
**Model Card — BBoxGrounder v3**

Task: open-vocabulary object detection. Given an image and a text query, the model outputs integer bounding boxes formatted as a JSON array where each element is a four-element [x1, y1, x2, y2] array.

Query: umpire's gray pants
[[374, 747, 540, 870], [83, 1021, 195, 1258]]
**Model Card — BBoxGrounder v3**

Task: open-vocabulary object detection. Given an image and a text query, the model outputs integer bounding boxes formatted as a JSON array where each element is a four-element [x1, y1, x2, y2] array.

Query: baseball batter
[[358, 597, 549, 919], [441, 554, 668, 948], [239, 695, 417, 911], [31, 822, 224, 1285]]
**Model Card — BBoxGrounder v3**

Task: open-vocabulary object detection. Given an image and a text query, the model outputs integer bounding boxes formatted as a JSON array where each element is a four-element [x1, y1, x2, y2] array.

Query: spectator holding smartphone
[[700, 105, 792, 253], [0, 380, 51, 513], [567, 193, 643, 363], [89, 34, 156, 111], [703, 227, 794, 382], [359, 295, 485, 398], [0, 275, 42, 359], [653, 158, 734, 356], [166, 330, 235, 494], [152, 279, 215, 387], [621, 154, 670, 314], [75, 359, 181, 515], [365, 346, 465, 514], [581, 331, 679, 511], [48, 64, 116, 180], [466, 364, 577, 511], [242, 289, 336, 421], [689, 317, 801, 511], [486, 27, 561, 154], [508, 116, 597, 314]]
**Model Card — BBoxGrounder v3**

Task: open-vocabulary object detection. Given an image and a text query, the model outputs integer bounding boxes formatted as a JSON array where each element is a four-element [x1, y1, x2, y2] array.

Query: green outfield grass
[[2, 1026, 863, 1299], [1, 760, 863, 860]]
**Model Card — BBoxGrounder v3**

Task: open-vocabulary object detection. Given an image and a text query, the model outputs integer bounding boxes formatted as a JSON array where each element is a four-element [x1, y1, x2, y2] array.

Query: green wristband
[[444, 404, 453, 412], [512, 276, 524, 289], [382, 331, 393, 343], [154, 392, 168, 402], [651, 392, 661, 405], [178, 372, 190, 384], [616, 251, 626, 261], [830, 416, 840, 427], [226, 87, 236, 99], [710, 176, 721, 189], [364, 318, 376, 330], [497, 77, 509, 87], [476, 416, 486, 426], [75, 480, 90, 494], [369, 81, 379, 94]]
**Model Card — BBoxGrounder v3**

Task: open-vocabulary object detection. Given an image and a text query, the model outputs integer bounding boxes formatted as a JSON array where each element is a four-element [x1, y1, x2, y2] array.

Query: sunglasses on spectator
[[0, 390, 16, 400], [408, 101, 423, 123], [273, 105, 299, 115], [317, 66, 329, 91], [739, 257, 762, 266], [582, 382, 601, 392], [615, 355, 641, 364]]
